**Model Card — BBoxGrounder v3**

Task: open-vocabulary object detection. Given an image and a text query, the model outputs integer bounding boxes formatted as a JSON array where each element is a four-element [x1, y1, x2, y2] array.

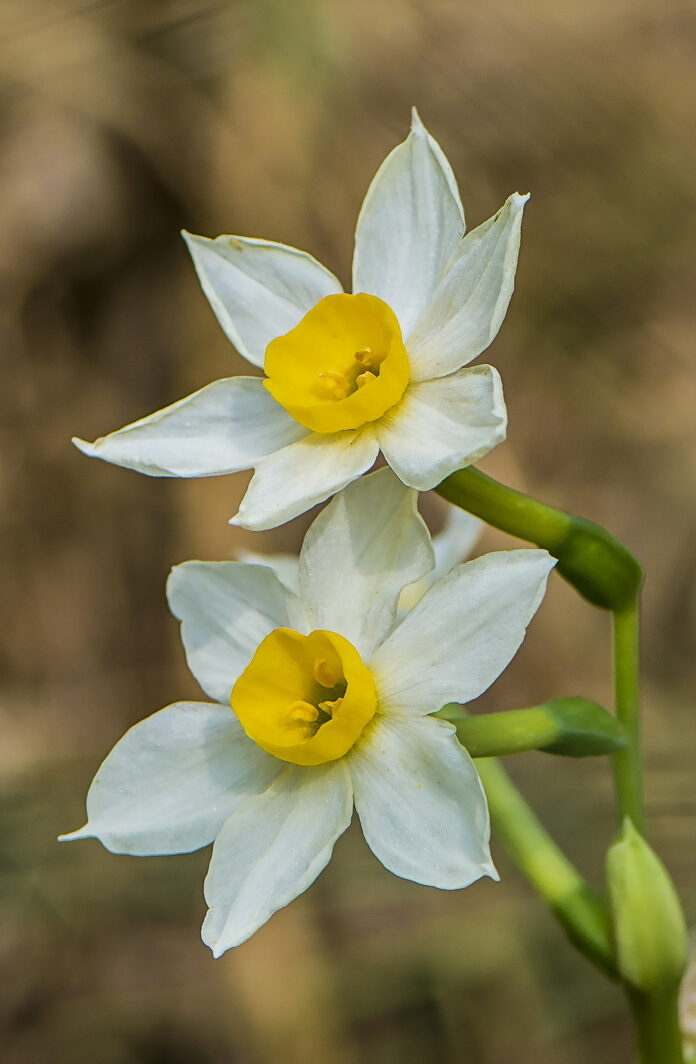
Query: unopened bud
[[606, 818, 688, 993], [679, 931, 696, 1059]]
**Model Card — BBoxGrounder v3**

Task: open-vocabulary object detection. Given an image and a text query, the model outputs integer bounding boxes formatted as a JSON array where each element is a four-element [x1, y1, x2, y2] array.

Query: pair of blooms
[[63, 111, 556, 956]]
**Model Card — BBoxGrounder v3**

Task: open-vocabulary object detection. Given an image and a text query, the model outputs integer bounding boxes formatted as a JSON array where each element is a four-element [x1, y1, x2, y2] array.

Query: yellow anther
[[354, 347, 373, 364], [318, 370, 351, 400], [356, 371, 377, 389], [313, 658, 340, 687], [288, 700, 319, 724], [318, 696, 344, 718]]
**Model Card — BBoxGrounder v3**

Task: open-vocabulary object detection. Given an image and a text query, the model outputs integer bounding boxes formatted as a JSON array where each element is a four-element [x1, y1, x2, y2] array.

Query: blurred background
[[1, 0, 696, 1060]]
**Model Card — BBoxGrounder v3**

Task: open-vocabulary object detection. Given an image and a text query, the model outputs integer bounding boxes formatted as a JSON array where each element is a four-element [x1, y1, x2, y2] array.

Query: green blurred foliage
[[1, 0, 695, 1060]]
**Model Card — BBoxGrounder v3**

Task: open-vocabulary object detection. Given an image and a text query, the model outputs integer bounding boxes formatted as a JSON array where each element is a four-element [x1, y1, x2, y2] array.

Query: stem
[[613, 600, 644, 832], [475, 756, 616, 977], [628, 988, 686, 1064], [440, 464, 690, 1063], [611, 606, 685, 1061]]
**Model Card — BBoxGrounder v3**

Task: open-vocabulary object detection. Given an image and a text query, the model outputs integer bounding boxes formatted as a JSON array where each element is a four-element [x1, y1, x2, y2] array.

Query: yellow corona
[[230, 628, 377, 765], [264, 293, 409, 433]]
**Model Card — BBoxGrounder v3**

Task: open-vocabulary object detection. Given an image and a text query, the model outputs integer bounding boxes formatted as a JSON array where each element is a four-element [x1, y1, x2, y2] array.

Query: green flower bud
[[680, 931, 696, 1061], [606, 818, 688, 993], [436, 467, 642, 611], [437, 697, 625, 759]]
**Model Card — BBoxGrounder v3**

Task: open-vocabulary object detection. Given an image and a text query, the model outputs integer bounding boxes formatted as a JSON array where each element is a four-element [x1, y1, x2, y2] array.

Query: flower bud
[[438, 697, 625, 759], [606, 818, 688, 993], [437, 467, 643, 611], [679, 931, 696, 1060]]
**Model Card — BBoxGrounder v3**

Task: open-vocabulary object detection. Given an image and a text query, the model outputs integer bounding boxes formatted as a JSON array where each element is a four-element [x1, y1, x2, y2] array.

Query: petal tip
[[537, 549, 558, 573], [209, 940, 226, 959], [181, 229, 204, 252], [58, 824, 90, 843], [229, 504, 274, 531], [71, 436, 97, 458], [202, 914, 232, 958], [410, 105, 425, 132], [484, 859, 500, 883], [182, 230, 221, 259], [181, 228, 206, 246]]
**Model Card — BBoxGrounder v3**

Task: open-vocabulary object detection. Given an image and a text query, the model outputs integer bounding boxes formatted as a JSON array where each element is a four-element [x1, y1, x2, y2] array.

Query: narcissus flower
[[73, 110, 528, 530], [61, 469, 554, 955]]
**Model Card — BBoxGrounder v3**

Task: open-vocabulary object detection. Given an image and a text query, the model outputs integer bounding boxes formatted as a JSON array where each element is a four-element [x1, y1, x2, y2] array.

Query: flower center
[[230, 628, 377, 766], [263, 293, 409, 433]]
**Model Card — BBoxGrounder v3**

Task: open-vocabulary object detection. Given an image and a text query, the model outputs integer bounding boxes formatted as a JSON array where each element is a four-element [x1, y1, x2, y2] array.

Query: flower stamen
[[287, 700, 320, 724], [317, 346, 386, 402], [318, 370, 351, 401], [313, 658, 340, 687], [318, 696, 344, 717]]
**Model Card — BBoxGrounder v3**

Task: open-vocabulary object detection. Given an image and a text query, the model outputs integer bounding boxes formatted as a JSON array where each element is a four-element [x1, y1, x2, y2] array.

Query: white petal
[[298, 467, 434, 658], [407, 192, 529, 382], [352, 109, 465, 340], [167, 561, 302, 705], [350, 715, 496, 888], [432, 505, 482, 577], [371, 549, 556, 715], [60, 702, 282, 856], [73, 377, 307, 477], [183, 232, 343, 368], [232, 429, 380, 531], [236, 550, 301, 595], [398, 504, 482, 614], [202, 761, 353, 955], [377, 366, 507, 491]]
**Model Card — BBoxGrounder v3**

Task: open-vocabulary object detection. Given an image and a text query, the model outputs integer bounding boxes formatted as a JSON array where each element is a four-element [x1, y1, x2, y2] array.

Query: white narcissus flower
[[60, 469, 554, 956], [73, 109, 528, 530]]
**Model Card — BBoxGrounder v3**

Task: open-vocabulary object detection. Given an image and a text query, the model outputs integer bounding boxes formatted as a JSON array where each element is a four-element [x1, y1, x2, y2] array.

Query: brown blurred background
[[2, 0, 696, 1060]]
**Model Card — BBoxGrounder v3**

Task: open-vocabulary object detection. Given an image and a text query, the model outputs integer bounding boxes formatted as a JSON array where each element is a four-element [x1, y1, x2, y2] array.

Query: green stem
[[628, 988, 686, 1064], [613, 600, 644, 832], [437, 467, 642, 611], [438, 466, 690, 1060], [475, 757, 616, 977]]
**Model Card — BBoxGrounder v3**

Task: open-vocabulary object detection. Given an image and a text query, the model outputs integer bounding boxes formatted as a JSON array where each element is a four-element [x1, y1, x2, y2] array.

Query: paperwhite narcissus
[[60, 469, 555, 956], [72, 110, 528, 530]]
